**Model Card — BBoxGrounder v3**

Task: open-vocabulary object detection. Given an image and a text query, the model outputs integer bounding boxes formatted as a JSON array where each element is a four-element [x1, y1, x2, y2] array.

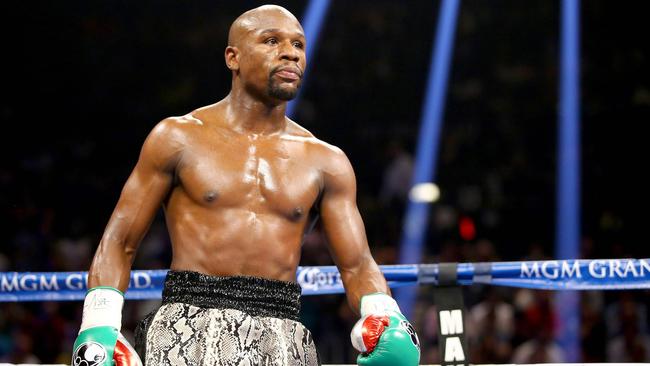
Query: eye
[[292, 41, 304, 49], [264, 37, 278, 45]]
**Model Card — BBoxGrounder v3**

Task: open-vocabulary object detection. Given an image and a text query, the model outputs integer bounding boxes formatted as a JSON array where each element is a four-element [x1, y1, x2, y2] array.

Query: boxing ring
[[1, 364, 646, 366], [2, 258, 649, 365], [1, 363, 647, 366]]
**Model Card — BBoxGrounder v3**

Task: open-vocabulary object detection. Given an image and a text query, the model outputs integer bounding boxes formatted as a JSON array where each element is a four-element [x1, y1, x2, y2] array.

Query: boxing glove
[[114, 333, 143, 366], [350, 293, 420, 366], [72, 287, 143, 366]]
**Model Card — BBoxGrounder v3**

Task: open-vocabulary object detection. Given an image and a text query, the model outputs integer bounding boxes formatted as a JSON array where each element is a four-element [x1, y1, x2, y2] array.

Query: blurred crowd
[[1, 0, 649, 364]]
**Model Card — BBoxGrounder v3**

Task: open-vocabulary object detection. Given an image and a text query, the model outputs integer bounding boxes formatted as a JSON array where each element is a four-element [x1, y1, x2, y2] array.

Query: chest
[[176, 136, 321, 215]]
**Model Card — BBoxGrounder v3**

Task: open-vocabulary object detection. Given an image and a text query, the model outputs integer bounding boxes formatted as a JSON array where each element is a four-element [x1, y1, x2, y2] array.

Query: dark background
[[1, 1, 648, 364]]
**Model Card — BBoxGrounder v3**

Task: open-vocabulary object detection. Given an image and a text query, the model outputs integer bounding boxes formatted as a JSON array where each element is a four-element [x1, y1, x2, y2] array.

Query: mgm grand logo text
[[521, 259, 650, 279], [1, 272, 154, 292]]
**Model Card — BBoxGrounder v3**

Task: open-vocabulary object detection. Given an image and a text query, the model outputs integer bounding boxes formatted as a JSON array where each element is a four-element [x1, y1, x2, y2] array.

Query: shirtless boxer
[[72, 5, 419, 366]]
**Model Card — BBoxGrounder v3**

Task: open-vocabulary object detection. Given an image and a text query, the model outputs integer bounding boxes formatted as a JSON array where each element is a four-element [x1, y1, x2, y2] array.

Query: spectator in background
[[606, 292, 650, 361], [511, 322, 566, 363], [468, 287, 514, 363], [418, 304, 441, 365], [607, 316, 650, 362], [511, 290, 565, 363], [605, 291, 648, 339], [379, 139, 413, 211], [581, 291, 607, 361], [377, 138, 413, 248], [0, 329, 40, 364]]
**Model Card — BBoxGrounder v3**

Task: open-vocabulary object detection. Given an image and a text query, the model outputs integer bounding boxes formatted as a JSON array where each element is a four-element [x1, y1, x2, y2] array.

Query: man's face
[[236, 11, 306, 101]]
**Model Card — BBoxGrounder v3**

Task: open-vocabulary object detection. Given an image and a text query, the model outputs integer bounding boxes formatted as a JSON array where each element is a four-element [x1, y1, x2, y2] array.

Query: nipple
[[204, 191, 218, 202], [292, 207, 304, 219]]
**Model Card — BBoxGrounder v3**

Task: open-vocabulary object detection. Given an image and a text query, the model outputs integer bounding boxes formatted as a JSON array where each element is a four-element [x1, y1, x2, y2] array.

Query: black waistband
[[162, 270, 302, 321]]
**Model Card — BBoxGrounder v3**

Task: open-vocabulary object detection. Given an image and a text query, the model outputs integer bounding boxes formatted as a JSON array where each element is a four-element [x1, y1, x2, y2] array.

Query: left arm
[[320, 147, 420, 364], [319, 148, 389, 315]]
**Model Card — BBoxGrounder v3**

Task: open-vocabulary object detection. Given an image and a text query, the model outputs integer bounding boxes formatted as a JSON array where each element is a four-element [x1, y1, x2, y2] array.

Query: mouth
[[273, 67, 302, 81]]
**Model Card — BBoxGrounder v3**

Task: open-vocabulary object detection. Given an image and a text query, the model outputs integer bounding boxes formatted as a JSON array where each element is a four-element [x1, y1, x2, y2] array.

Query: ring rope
[[1, 258, 648, 302]]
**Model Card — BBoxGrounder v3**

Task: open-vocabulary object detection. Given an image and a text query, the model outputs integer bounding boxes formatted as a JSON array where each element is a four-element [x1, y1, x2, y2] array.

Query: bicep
[[100, 121, 179, 248], [319, 153, 372, 272], [317, 148, 390, 308], [102, 159, 172, 246]]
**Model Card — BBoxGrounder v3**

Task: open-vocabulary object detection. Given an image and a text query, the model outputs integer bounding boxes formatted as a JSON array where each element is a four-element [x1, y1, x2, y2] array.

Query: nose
[[279, 40, 301, 63]]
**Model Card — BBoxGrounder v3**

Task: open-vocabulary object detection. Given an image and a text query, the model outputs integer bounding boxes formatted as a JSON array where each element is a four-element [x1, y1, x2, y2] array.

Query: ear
[[225, 46, 239, 71]]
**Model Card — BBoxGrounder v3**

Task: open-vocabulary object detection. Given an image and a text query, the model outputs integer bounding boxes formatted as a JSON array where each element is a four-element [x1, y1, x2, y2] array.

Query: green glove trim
[[72, 325, 118, 366], [87, 286, 124, 297]]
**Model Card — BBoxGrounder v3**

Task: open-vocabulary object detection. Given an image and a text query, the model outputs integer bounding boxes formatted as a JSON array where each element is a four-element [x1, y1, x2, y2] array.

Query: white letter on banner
[[640, 259, 650, 276], [440, 310, 463, 335], [623, 260, 638, 277], [444, 337, 466, 361], [542, 261, 559, 279], [589, 260, 606, 278], [561, 260, 582, 278], [41, 275, 59, 291], [1, 275, 19, 291], [66, 274, 84, 290], [521, 262, 540, 278], [132, 273, 152, 289], [297, 268, 317, 291], [20, 274, 37, 290], [609, 260, 625, 278]]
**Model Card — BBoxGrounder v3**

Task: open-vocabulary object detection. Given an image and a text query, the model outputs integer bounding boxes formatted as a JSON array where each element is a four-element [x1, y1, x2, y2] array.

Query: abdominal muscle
[[164, 202, 308, 283]]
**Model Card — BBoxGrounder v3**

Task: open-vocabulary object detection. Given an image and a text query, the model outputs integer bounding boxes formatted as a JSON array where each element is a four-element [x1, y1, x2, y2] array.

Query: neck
[[225, 85, 288, 135]]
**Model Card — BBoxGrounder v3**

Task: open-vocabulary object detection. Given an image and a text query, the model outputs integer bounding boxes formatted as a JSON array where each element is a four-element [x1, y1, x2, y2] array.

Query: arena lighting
[[396, 0, 461, 319], [556, 0, 582, 360], [458, 215, 476, 242], [286, 0, 331, 118], [409, 182, 441, 203]]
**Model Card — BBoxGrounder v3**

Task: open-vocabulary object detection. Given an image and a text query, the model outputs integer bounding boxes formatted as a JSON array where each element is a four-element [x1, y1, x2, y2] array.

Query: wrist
[[359, 292, 401, 317], [80, 286, 124, 333]]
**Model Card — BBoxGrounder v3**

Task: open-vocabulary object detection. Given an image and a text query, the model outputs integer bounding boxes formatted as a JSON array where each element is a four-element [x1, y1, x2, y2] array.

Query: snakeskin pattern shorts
[[134, 271, 320, 366], [141, 303, 319, 366]]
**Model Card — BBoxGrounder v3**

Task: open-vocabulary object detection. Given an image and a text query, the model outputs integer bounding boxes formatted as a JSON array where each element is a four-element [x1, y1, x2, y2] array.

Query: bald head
[[228, 5, 302, 47], [224, 5, 306, 103]]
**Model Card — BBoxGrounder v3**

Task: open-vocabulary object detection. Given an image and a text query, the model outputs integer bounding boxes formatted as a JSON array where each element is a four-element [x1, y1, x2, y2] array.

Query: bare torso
[[89, 98, 386, 310], [165, 103, 326, 281]]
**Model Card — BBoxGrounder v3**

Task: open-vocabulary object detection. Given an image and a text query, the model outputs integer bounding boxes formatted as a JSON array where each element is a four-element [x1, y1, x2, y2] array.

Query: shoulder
[[140, 114, 203, 170], [148, 114, 204, 143], [284, 120, 355, 192], [144, 110, 213, 151], [284, 119, 350, 168]]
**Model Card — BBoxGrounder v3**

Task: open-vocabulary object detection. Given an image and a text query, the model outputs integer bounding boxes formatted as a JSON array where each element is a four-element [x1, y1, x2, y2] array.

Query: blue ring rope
[[1, 258, 648, 302]]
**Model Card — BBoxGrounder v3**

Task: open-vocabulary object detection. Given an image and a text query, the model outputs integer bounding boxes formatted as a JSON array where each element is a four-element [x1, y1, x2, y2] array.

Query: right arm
[[72, 119, 183, 365], [88, 118, 183, 292]]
